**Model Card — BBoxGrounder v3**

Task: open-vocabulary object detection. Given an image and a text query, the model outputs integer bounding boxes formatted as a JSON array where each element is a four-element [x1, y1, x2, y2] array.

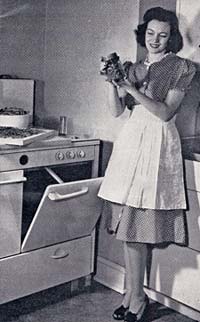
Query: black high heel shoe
[[124, 295, 149, 322], [113, 305, 128, 320]]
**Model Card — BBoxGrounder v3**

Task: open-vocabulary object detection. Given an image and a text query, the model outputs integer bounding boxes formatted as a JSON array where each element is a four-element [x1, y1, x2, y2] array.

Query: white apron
[[98, 104, 186, 210]]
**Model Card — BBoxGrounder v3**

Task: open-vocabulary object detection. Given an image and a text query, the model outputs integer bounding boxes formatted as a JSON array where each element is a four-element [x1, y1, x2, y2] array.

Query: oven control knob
[[66, 151, 75, 159], [19, 154, 29, 165], [78, 150, 86, 158], [55, 151, 65, 161]]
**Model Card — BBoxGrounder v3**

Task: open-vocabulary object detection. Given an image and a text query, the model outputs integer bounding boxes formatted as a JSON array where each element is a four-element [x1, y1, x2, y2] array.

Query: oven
[[0, 138, 103, 304], [22, 160, 93, 242]]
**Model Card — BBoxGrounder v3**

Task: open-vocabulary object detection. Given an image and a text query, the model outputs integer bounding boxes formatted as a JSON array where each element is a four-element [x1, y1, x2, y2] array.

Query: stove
[[0, 128, 102, 305]]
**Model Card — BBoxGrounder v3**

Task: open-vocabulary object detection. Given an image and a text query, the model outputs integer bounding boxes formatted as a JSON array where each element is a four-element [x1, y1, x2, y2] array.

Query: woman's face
[[145, 19, 171, 55]]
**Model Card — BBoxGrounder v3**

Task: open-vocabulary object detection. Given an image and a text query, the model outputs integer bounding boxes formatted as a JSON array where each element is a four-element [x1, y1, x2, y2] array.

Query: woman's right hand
[[109, 79, 127, 97], [105, 80, 126, 117]]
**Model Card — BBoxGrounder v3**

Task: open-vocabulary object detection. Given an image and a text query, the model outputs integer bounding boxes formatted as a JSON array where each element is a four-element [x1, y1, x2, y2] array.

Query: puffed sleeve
[[170, 58, 196, 92], [123, 61, 138, 109]]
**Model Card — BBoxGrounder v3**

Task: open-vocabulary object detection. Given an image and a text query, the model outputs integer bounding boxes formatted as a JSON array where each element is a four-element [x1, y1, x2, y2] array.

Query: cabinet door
[[184, 160, 200, 251], [148, 244, 200, 312], [22, 177, 103, 252], [186, 189, 200, 252], [0, 171, 26, 258]]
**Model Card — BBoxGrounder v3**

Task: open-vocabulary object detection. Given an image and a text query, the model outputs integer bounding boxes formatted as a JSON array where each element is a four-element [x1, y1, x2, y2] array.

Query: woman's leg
[[122, 241, 148, 315]]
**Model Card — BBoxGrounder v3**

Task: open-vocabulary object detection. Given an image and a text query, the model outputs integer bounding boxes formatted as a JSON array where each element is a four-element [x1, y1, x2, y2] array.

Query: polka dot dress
[[99, 54, 196, 245], [125, 53, 196, 107], [102, 202, 187, 245]]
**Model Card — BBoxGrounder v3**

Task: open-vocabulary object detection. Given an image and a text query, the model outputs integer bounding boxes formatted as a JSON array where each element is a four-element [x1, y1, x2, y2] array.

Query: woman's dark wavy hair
[[135, 7, 183, 53]]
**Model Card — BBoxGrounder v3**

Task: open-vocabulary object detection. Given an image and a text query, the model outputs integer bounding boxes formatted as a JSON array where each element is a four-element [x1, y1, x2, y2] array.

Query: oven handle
[[0, 177, 27, 185], [48, 187, 89, 201]]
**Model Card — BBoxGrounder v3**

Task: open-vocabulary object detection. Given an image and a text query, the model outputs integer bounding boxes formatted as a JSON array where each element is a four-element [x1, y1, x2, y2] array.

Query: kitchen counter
[[0, 135, 100, 155]]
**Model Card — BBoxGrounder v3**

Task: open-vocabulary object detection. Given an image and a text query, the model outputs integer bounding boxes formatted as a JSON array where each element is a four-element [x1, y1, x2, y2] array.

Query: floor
[[0, 281, 197, 322]]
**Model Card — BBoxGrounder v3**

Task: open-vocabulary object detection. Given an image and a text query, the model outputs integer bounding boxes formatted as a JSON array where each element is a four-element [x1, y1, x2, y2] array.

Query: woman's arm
[[119, 80, 185, 122], [106, 81, 127, 117]]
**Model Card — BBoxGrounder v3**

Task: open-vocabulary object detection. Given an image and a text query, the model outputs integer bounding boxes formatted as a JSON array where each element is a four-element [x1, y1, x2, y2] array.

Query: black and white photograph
[[0, 0, 200, 321]]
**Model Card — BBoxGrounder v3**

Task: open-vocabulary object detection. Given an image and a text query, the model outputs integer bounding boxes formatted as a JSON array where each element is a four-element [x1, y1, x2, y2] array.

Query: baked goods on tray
[[0, 126, 39, 138]]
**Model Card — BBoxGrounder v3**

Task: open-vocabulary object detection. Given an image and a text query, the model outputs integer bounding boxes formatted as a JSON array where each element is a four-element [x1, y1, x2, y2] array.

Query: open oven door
[[21, 177, 103, 252]]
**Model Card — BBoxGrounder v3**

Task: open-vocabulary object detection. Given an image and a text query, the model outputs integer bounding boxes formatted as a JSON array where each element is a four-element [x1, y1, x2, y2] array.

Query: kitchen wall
[[0, 0, 138, 139], [0, 0, 46, 80], [43, 0, 139, 140], [0, 0, 139, 140]]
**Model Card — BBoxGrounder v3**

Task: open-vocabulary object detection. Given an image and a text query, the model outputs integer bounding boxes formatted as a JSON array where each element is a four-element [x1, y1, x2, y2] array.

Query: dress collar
[[144, 52, 173, 69]]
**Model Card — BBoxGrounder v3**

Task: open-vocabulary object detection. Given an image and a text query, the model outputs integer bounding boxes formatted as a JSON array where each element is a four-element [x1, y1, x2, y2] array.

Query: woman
[[98, 6, 196, 322]]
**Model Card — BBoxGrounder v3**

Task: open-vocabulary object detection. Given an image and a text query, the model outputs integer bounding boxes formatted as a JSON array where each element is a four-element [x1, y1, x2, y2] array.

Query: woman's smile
[[145, 19, 171, 56], [149, 43, 160, 48]]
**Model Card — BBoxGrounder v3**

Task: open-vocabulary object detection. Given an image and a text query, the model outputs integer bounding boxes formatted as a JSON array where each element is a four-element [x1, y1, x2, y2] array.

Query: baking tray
[[0, 128, 56, 146]]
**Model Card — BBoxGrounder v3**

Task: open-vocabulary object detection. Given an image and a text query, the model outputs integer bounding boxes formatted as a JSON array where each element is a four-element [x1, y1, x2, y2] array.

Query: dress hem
[[98, 195, 186, 210]]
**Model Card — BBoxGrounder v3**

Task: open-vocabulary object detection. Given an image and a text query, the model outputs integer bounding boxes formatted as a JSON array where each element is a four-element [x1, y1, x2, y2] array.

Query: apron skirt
[[98, 105, 187, 244]]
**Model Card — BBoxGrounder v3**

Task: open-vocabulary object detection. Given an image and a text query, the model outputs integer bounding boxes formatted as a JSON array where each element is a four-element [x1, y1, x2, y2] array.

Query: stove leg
[[69, 275, 92, 296], [84, 274, 92, 288], [70, 279, 79, 295]]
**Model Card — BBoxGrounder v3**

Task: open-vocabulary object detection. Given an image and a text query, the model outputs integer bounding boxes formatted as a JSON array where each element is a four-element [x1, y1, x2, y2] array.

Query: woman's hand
[[114, 78, 135, 95]]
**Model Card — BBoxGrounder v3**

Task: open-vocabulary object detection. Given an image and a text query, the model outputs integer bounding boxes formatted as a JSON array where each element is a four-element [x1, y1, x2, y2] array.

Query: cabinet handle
[[48, 187, 89, 201], [51, 251, 69, 259]]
